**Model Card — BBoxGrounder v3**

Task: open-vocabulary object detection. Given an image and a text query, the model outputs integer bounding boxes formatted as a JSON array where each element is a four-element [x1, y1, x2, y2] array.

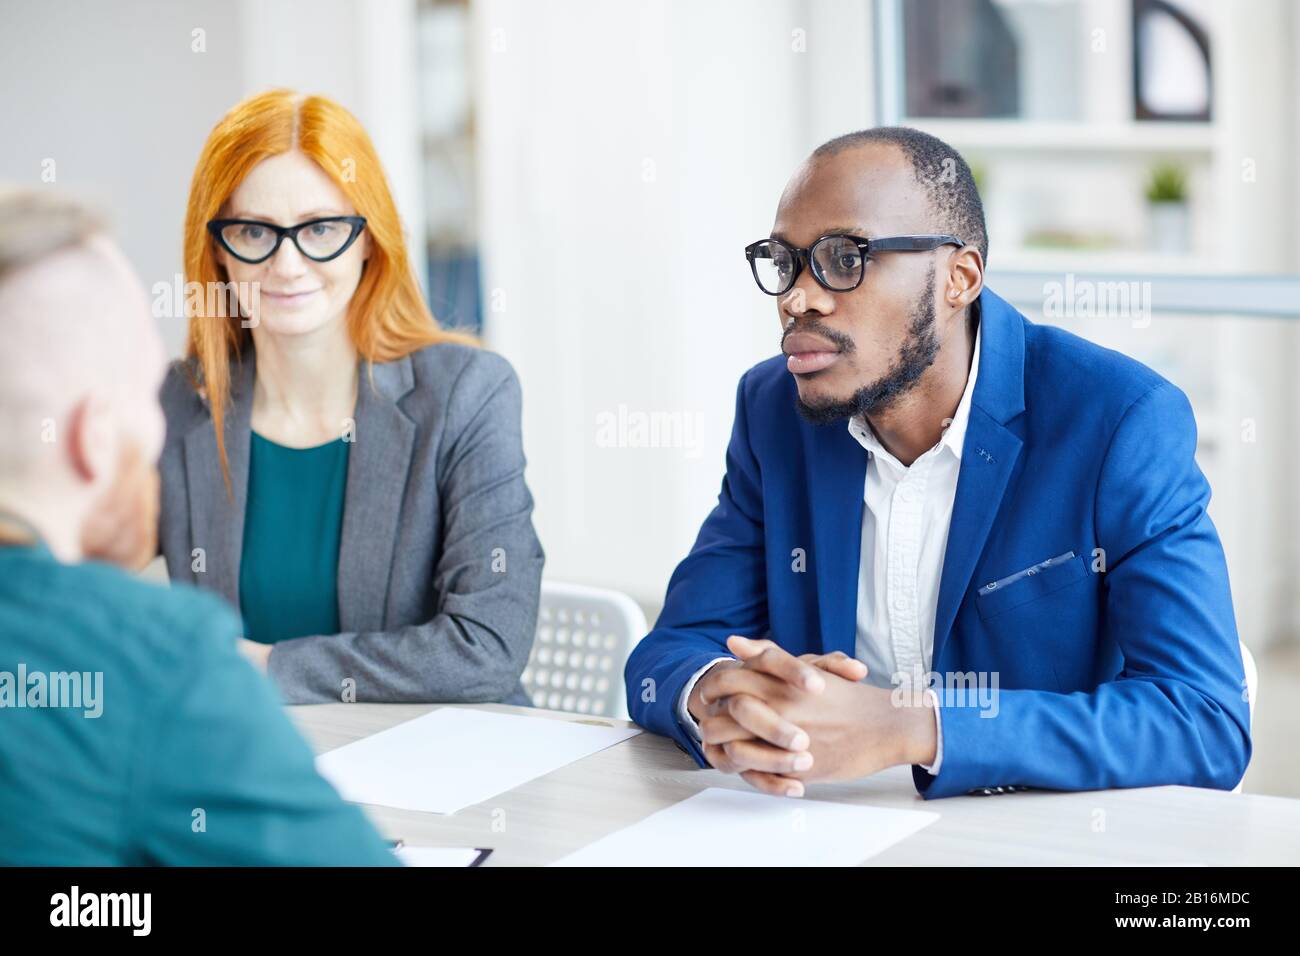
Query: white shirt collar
[[847, 316, 982, 464]]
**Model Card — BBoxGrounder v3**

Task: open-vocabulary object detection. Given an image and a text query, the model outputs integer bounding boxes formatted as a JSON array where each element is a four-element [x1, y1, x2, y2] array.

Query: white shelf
[[902, 118, 1217, 156], [990, 248, 1218, 275]]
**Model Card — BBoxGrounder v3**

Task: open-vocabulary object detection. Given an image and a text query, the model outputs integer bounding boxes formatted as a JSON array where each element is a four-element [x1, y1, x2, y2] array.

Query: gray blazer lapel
[[337, 355, 417, 632], [183, 351, 255, 610]]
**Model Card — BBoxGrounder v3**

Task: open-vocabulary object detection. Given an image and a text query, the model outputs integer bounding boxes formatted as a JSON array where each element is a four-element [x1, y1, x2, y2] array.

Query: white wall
[[1207, 0, 1298, 649], [0, 0, 242, 354], [473, 0, 877, 607]]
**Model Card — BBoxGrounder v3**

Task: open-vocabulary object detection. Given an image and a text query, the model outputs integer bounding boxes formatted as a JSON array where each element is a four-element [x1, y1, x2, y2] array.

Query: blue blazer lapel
[[805, 421, 867, 658], [932, 288, 1027, 667]]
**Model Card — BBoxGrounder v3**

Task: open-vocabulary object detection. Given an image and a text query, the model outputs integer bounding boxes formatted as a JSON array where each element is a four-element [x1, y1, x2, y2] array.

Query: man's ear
[[944, 245, 984, 311], [66, 392, 117, 486]]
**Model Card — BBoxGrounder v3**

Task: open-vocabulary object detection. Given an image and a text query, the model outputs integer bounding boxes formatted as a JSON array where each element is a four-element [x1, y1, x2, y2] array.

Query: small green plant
[[1146, 162, 1187, 203]]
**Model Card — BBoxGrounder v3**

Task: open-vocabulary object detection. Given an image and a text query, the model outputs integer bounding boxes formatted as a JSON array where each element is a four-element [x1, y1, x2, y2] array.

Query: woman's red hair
[[182, 89, 474, 489]]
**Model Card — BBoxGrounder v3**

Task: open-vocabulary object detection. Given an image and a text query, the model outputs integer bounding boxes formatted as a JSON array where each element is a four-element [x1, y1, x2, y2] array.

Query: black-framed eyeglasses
[[206, 216, 368, 264], [744, 233, 964, 296]]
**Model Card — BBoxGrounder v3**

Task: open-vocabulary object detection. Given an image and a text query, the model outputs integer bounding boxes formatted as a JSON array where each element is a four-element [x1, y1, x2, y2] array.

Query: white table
[[289, 702, 1300, 866]]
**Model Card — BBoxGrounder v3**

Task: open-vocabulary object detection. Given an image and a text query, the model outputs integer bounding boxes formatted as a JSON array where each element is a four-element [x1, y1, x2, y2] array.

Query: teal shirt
[[240, 432, 349, 644], [0, 544, 397, 866]]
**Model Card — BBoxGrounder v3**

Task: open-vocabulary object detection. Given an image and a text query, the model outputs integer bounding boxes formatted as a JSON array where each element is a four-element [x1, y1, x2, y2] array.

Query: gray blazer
[[158, 343, 544, 706]]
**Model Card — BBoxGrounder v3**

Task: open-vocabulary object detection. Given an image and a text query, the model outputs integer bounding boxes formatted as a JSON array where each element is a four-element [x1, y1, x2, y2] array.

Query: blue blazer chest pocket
[[975, 550, 1088, 622]]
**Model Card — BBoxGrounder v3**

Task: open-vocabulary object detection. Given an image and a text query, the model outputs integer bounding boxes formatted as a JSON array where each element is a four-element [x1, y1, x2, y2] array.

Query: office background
[[3, 0, 1297, 796]]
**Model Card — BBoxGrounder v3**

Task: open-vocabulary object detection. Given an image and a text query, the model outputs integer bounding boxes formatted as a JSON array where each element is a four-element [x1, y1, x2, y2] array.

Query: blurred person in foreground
[[0, 187, 397, 865]]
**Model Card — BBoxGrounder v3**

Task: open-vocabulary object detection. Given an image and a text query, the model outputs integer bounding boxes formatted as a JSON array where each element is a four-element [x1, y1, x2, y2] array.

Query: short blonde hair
[[0, 188, 114, 484], [0, 186, 106, 281]]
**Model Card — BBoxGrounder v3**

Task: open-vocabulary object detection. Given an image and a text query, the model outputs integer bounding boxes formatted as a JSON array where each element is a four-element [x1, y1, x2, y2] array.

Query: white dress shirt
[[676, 318, 983, 779]]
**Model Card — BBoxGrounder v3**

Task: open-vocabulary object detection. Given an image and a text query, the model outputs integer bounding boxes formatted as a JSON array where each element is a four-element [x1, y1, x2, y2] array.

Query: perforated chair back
[[521, 581, 647, 720]]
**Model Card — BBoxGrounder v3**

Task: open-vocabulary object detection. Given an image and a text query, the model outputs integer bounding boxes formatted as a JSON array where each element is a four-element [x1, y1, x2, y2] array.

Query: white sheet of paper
[[551, 787, 939, 866], [316, 707, 641, 814], [394, 846, 485, 867]]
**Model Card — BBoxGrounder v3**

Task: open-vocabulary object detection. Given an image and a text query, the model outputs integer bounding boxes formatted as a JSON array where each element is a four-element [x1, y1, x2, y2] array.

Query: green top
[[240, 432, 350, 645], [0, 543, 397, 865]]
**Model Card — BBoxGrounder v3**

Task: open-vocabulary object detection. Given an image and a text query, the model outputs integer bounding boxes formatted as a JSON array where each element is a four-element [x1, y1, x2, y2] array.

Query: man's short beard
[[795, 272, 940, 426]]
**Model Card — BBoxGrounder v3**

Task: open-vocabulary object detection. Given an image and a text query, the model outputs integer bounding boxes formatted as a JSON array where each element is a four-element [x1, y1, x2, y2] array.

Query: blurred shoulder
[[41, 560, 243, 679]]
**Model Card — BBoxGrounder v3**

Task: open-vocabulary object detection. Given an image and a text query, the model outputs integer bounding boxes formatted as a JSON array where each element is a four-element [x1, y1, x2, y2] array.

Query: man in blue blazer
[[625, 127, 1251, 799]]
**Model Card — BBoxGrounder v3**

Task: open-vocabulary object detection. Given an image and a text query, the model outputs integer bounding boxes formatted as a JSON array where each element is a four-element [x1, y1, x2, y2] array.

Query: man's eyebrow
[[770, 226, 872, 242]]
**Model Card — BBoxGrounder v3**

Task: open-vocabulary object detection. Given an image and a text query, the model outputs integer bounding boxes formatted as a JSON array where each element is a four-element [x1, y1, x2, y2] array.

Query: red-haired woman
[[159, 89, 543, 704]]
